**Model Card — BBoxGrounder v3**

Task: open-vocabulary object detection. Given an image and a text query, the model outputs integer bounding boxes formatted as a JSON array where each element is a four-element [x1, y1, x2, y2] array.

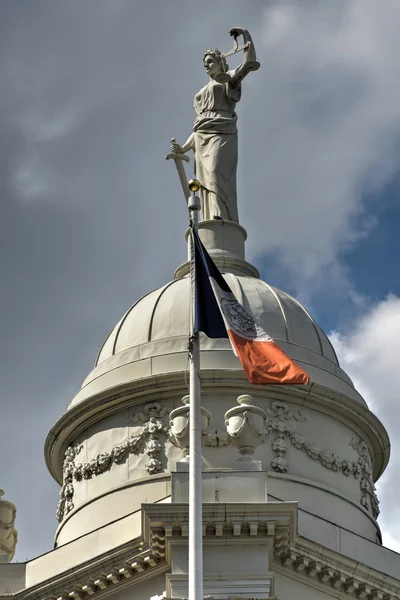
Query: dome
[[47, 220, 388, 551], [69, 271, 361, 410], [97, 275, 338, 366]]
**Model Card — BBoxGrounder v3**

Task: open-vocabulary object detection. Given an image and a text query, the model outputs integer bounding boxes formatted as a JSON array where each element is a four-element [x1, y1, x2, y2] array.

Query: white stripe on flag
[[209, 277, 274, 343]]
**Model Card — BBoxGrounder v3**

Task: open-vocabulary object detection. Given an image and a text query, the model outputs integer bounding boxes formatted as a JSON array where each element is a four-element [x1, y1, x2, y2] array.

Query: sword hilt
[[166, 152, 190, 163]]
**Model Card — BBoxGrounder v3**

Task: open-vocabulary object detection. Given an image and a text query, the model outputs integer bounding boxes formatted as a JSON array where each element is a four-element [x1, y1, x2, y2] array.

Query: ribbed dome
[[97, 274, 338, 367], [68, 270, 361, 411]]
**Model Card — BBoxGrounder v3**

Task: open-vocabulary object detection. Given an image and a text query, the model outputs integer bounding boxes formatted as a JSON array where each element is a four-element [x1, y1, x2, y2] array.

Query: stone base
[[171, 469, 268, 503], [166, 573, 275, 599], [174, 220, 259, 279], [233, 456, 263, 471]]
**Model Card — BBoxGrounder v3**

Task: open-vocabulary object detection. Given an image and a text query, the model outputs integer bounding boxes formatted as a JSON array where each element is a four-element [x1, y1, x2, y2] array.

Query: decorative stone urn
[[0, 490, 18, 563], [224, 395, 267, 462], [169, 396, 211, 460]]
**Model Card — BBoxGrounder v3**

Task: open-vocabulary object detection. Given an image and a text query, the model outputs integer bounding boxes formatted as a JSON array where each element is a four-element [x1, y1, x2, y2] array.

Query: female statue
[[172, 28, 260, 223]]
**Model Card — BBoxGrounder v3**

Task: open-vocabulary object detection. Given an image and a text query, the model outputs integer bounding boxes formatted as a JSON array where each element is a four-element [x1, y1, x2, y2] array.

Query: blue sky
[[344, 185, 400, 297], [260, 172, 400, 335], [1, 0, 400, 561]]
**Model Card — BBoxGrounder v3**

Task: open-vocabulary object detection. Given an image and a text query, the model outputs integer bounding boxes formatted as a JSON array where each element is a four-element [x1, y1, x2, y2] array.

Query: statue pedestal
[[174, 219, 259, 279]]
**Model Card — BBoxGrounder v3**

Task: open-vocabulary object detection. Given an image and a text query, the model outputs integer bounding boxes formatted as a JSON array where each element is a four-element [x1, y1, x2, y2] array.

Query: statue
[[170, 28, 260, 224]]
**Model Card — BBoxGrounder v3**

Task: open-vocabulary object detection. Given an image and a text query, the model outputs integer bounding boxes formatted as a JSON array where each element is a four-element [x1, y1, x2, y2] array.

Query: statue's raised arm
[[169, 28, 260, 224], [224, 28, 260, 87]]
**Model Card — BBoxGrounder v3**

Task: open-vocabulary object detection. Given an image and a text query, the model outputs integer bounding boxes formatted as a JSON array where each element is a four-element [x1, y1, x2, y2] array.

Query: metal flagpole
[[187, 178, 202, 600]]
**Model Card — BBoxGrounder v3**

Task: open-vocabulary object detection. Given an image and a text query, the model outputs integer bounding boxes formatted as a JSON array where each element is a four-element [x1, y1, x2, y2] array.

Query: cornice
[[2, 540, 167, 600], [45, 372, 389, 486], [3, 501, 399, 600], [141, 501, 298, 564], [274, 534, 400, 599], [141, 501, 400, 599]]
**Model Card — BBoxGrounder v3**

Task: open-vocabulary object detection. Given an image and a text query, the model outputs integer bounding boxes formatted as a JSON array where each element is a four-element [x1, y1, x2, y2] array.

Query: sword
[[166, 138, 190, 204]]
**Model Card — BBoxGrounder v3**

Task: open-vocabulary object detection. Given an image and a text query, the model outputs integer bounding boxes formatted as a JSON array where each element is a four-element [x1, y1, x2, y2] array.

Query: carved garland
[[56, 444, 82, 522], [350, 436, 379, 518], [56, 400, 379, 523], [263, 401, 379, 518], [56, 403, 172, 522]]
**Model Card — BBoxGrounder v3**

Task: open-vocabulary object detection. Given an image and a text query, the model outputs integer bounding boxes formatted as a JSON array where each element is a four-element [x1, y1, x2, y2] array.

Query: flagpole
[[187, 178, 202, 600]]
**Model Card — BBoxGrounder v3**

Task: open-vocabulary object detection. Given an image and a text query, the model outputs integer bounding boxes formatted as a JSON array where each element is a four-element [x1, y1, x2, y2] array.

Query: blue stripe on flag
[[193, 228, 229, 338], [193, 229, 231, 293]]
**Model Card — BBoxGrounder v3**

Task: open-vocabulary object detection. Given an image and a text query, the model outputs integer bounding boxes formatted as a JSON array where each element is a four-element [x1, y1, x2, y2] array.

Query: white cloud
[[242, 0, 400, 298], [20, 109, 78, 142], [329, 295, 400, 552], [12, 159, 52, 201]]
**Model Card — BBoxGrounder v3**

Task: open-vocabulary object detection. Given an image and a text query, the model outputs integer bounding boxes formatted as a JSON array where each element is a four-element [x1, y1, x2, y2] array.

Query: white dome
[[97, 275, 338, 365], [47, 221, 388, 550], [69, 272, 361, 410]]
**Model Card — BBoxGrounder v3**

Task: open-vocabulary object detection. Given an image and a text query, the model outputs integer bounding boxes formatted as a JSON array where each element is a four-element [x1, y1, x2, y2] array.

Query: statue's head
[[203, 48, 228, 78]]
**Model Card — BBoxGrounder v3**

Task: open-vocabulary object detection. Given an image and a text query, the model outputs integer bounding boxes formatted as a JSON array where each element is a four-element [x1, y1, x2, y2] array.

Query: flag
[[192, 228, 309, 385]]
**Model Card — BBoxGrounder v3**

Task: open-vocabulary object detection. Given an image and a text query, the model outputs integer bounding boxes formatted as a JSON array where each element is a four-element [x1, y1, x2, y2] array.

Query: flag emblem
[[192, 228, 310, 386], [220, 297, 273, 341]]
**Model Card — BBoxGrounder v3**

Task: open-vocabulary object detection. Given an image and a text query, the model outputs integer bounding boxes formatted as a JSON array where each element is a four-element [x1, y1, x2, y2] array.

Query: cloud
[[1, 0, 400, 562], [329, 295, 400, 552], [241, 0, 400, 298]]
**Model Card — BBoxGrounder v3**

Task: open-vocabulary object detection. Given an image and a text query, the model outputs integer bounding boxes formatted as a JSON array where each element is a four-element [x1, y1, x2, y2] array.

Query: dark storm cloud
[[0, 0, 264, 559], [1, 0, 400, 560]]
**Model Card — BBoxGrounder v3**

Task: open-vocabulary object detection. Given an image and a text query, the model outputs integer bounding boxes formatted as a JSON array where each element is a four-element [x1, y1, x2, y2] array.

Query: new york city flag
[[193, 228, 309, 385]]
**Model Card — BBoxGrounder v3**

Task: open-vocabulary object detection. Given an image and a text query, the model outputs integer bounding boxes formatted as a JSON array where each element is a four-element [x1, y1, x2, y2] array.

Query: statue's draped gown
[[193, 76, 241, 223]]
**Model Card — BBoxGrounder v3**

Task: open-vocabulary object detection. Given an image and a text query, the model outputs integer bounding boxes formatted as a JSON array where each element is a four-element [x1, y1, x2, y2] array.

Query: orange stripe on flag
[[228, 331, 310, 385]]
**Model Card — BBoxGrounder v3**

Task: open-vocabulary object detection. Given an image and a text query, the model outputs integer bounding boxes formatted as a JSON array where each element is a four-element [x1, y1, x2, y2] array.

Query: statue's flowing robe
[[193, 77, 241, 223]]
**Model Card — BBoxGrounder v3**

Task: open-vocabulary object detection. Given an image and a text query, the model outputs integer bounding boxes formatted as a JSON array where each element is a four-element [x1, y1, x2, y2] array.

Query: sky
[[1, 0, 400, 562]]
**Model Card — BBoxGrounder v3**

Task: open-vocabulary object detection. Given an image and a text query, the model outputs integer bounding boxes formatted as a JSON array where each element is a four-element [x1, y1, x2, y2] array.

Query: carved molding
[[15, 500, 399, 600], [56, 444, 82, 522], [56, 402, 173, 522], [275, 537, 399, 599], [57, 401, 234, 522], [204, 430, 231, 446], [142, 501, 398, 599], [56, 399, 379, 523], [350, 437, 379, 518], [15, 543, 166, 600], [262, 401, 379, 519], [142, 501, 296, 560]]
